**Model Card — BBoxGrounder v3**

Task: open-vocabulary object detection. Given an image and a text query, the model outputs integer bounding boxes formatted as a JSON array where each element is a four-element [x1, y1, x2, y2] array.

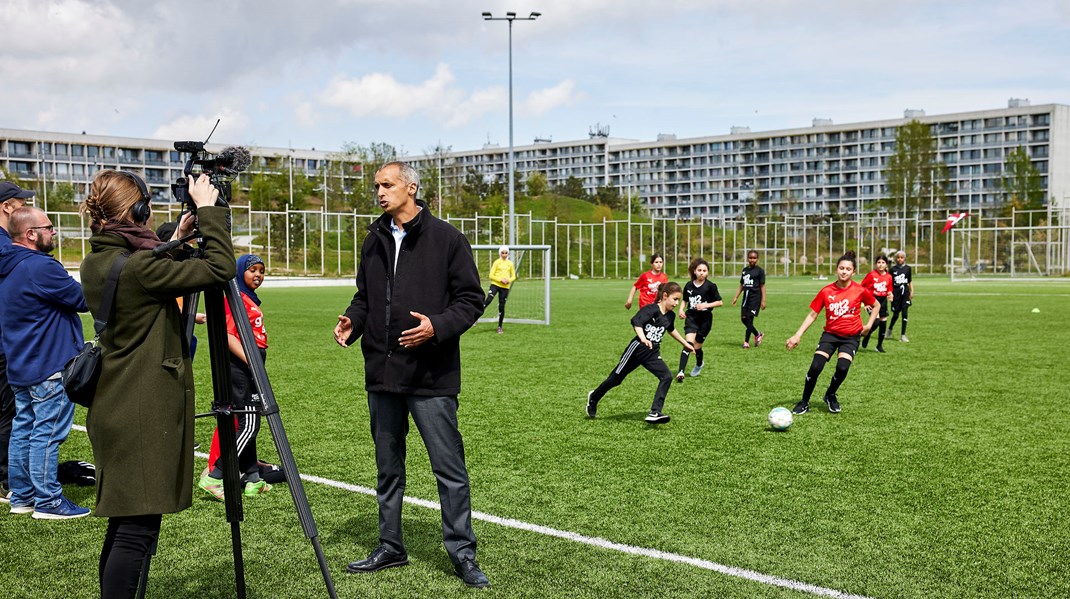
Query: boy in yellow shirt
[[482, 246, 516, 333]]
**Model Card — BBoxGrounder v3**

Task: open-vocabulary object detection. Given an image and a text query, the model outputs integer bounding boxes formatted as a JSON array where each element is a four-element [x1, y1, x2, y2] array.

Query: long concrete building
[[2, 100, 1066, 218]]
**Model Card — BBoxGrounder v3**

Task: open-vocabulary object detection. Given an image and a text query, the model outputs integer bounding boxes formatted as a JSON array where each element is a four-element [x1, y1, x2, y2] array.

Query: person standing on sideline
[[80, 171, 234, 597], [0, 182, 34, 503], [730, 250, 767, 348], [676, 258, 722, 381], [0, 206, 88, 519], [625, 254, 667, 309], [587, 282, 694, 424], [481, 245, 516, 334], [886, 250, 914, 342], [786, 251, 879, 415], [860, 254, 893, 352], [334, 162, 490, 589]]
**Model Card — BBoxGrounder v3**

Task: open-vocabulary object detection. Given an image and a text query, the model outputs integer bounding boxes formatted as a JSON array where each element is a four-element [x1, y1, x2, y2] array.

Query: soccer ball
[[768, 407, 793, 431]]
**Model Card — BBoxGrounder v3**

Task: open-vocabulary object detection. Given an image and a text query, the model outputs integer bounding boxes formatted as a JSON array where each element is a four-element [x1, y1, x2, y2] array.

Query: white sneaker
[[675, 371, 685, 383], [644, 411, 670, 424], [900, 335, 910, 343], [690, 364, 703, 377], [585, 391, 597, 418]]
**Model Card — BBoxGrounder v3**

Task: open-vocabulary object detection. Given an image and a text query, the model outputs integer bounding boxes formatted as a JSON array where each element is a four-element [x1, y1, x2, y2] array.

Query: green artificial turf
[[2, 277, 1068, 598]]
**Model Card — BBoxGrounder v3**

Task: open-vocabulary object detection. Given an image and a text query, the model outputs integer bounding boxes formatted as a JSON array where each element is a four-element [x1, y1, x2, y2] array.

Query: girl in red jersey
[[785, 251, 878, 415], [860, 254, 892, 353], [625, 254, 668, 309]]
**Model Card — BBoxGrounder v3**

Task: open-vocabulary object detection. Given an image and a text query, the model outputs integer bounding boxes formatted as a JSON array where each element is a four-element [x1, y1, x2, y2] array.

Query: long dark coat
[[79, 207, 235, 517]]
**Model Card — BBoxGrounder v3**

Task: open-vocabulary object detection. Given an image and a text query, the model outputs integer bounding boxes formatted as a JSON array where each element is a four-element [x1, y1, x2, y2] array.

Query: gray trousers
[[367, 391, 477, 564]]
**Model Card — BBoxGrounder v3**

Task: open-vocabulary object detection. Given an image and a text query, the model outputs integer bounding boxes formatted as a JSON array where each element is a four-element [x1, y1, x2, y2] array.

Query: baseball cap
[[0, 182, 35, 203]]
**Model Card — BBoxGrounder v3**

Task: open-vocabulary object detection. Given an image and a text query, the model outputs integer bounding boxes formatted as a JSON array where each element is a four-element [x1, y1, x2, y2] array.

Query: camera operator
[[79, 170, 234, 598]]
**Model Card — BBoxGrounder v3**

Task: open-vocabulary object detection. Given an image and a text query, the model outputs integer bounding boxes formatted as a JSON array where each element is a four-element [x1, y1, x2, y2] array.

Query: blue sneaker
[[32, 495, 90, 520]]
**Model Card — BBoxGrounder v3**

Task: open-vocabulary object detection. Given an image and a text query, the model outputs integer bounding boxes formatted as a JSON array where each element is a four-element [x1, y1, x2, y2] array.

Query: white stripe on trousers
[[615, 340, 641, 374]]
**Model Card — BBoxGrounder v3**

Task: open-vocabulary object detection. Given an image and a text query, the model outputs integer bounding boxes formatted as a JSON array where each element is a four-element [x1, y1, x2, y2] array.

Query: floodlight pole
[[483, 10, 541, 247]]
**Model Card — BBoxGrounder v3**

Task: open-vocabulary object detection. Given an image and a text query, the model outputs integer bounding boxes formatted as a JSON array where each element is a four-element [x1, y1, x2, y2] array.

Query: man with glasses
[[0, 206, 90, 519], [0, 182, 35, 503]]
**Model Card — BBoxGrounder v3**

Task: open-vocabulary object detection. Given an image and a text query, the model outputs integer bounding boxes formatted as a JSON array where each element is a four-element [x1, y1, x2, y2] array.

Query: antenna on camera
[[203, 118, 221, 146]]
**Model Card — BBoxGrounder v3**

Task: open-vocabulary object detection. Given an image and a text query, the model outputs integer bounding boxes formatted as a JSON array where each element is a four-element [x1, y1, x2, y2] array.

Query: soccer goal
[[949, 223, 1070, 281], [471, 244, 552, 325]]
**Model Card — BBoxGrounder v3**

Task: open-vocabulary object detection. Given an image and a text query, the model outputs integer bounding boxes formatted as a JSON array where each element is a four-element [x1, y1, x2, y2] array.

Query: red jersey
[[809, 280, 876, 336], [225, 292, 268, 349], [860, 270, 893, 298], [633, 270, 668, 307]]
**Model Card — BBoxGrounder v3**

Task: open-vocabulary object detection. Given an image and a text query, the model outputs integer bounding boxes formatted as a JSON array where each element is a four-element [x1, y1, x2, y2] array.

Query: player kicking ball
[[586, 282, 694, 424]]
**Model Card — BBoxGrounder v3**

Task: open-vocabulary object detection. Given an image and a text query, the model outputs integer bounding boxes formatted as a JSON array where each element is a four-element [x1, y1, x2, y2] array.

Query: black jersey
[[890, 263, 912, 296], [684, 280, 721, 318], [630, 303, 676, 348], [740, 265, 765, 291]]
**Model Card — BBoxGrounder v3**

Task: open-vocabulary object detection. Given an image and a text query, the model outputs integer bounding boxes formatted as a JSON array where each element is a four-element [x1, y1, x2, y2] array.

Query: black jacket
[[343, 202, 484, 395]]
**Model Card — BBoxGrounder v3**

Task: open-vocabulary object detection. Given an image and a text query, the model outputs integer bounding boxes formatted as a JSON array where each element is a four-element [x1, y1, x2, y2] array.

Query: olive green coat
[[80, 207, 235, 517]]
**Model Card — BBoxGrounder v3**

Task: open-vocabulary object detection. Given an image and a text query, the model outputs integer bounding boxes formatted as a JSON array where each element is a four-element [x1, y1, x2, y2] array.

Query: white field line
[[73, 425, 870, 598]]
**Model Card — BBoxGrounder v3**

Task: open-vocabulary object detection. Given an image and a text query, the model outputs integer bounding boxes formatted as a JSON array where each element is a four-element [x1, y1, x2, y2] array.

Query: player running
[[886, 250, 914, 342], [860, 254, 893, 353], [785, 251, 879, 415], [676, 258, 722, 382], [587, 282, 694, 424], [481, 245, 516, 334], [730, 250, 766, 348], [625, 254, 668, 310]]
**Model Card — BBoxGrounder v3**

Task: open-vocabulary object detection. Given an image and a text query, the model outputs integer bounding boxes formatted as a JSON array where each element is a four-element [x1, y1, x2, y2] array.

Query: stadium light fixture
[[481, 9, 542, 247]]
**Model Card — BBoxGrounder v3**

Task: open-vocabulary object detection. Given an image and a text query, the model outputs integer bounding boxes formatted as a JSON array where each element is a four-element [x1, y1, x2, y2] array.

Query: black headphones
[[115, 171, 151, 225]]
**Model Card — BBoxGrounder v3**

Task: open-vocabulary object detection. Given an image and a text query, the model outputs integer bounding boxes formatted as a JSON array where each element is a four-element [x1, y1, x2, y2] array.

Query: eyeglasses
[[29, 225, 55, 233]]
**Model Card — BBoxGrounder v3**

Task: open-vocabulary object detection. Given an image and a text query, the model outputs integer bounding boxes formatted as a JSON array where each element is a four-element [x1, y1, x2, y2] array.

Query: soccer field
[[3, 277, 1068, 598]]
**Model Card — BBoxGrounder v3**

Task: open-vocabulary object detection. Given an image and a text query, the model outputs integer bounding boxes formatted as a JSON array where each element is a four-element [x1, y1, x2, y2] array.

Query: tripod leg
[[134, 534, 159, 599]]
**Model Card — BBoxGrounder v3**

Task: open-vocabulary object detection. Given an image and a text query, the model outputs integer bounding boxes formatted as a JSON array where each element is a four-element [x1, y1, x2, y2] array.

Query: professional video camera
[[170, 140, 251, 209]]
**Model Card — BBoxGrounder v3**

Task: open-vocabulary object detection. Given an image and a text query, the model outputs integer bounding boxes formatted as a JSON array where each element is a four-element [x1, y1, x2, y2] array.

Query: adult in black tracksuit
[[334, 162, 490, 588], [585, 282, 694, 424], [886, 250, 914, 342]]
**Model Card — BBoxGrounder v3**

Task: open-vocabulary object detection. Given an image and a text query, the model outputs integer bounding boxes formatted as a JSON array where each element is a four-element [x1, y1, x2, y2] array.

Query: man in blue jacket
[[334, 162, 489, 588], [0, 182, 34, 503], [0, 206, 89, 519]]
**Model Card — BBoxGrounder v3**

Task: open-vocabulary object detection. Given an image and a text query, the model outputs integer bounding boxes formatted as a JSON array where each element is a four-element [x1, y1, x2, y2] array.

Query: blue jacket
[[0, 226, 10, 358], [0, 244, 87, 386]]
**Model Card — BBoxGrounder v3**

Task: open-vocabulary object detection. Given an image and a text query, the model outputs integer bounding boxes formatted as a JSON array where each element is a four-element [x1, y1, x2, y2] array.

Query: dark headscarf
[[235, 254, 264, 305]]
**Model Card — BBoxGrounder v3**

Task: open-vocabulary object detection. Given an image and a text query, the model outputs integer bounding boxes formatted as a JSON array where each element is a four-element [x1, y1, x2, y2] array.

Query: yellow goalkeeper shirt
[[488, 258, 516, 289]]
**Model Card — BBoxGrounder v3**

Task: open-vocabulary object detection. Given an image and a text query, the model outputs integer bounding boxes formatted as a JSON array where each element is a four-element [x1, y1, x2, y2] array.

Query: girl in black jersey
[[730, 250, 767, 348], [676, 258, 723, 382], [586, 282, 694, 424]]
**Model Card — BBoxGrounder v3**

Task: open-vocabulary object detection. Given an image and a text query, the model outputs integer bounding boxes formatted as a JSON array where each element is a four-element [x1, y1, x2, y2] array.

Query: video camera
[[170, 140, 251, 209]]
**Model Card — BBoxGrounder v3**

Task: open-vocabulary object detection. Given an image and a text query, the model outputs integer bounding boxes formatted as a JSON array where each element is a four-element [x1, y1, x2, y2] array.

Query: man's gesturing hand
[[334, 315, 353, 347], [399, 311, 435, 348]]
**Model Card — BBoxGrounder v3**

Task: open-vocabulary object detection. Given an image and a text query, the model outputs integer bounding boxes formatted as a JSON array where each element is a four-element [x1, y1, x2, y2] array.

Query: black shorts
[[874, 296, 888, 318], [815, 332, 860, 358], [684, 314, 712, 343], [891, 295, 910, 312], [741, 292, 761, 318]]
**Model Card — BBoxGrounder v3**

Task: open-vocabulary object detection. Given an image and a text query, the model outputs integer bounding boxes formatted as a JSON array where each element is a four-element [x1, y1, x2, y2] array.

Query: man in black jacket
[[334, 161, 489, 588]]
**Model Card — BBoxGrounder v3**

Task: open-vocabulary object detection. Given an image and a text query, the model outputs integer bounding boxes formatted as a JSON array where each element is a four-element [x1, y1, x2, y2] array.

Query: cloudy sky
[[4, 0, 1069, 155]]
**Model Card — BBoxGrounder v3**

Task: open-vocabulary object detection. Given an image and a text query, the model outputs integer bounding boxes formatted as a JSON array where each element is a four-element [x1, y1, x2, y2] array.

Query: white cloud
[[152, 108, 251, 143], [521, 80, 582, 116]]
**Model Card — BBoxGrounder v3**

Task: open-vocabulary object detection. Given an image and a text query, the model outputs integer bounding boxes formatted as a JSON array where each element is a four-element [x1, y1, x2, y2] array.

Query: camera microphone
[[217, 146, 252, 175]]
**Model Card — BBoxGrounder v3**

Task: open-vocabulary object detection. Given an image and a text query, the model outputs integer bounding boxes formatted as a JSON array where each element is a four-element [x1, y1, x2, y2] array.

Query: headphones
[[115, 171, 151, 225]]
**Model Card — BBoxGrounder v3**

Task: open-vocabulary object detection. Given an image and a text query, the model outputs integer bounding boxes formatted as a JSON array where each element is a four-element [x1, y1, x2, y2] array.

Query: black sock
[[802, 354, 829, 403], [695, 348, 704, 366], [825, 358, 852, 397], [877, 321, 886, 346], [678, 350, 691, 373]]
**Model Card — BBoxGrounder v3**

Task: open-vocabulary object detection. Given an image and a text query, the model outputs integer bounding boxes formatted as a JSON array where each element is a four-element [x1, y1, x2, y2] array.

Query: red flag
[[942, 212, 968, 234]]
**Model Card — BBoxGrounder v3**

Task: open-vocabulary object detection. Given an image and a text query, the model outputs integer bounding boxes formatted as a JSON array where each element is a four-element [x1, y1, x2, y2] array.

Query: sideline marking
[[73, 425, 869, 598]]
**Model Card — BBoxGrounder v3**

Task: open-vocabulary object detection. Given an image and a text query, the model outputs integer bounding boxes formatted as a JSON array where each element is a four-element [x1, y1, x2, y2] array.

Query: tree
[[526, 171, 548, 197], [418, 143, 452, 215], [557, 176, 588, 201], [883, 120, 947, 217], [343, 142, 398, 211], [593, 185, 622, 210], [1000, 146, 1044, 214]]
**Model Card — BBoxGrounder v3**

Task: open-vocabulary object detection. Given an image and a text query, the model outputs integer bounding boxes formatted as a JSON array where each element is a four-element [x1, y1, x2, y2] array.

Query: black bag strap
[[92, 252, 130, 337]]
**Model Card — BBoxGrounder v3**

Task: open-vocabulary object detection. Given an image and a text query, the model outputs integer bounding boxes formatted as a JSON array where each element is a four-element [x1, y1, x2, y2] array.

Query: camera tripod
[[140, 230, 337, 599]]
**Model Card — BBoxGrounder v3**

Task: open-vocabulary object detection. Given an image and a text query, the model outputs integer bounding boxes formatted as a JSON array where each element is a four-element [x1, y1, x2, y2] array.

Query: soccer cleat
[[690, 363, 703, 377], [742, 342, 750, 349], [900, 335, 910, 343], [585, 391, 597, 418], [755, 332, 764, 347], [875, 346, 886, 353], [884, 329, 893, 339], [198, 474, 225, 501], [644, 411, 671, 424], [791, 401, 809, 415], [243, 480, 272, 496], [824, 394, 841, 413], [675, 371, 685, 383], [32, 495, 90, 520], [861, 335, 869, 348], [497, 327, 503, 334]]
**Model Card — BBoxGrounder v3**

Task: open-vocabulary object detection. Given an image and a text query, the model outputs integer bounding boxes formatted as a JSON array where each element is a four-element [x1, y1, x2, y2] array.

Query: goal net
[[949, 223, 1070, 282], [471, 244, 552, 325]]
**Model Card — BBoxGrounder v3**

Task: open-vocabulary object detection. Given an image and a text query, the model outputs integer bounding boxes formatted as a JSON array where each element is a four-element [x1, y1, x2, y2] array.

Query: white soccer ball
[[768, 407, 793, 431]]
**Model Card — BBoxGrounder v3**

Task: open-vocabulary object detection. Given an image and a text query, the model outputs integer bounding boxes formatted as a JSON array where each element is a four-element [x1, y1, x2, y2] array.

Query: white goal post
[[471, 244, 552, 325]]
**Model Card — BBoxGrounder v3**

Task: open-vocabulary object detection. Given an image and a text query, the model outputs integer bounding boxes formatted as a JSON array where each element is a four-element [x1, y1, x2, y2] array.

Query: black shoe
[[644, 411, 670, 424], [875, 346, 886, 353], [861, 336, 869, 348], [585, 391, 597, 418], [824, 394, 841, 413], [454, 558, 490, 588], [791, 401, 809, 415], [346, 546, 409, 573]]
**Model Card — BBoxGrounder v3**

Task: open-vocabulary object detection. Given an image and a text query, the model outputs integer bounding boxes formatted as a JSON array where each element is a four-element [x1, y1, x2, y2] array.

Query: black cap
[[0, 182, 35, 203]]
